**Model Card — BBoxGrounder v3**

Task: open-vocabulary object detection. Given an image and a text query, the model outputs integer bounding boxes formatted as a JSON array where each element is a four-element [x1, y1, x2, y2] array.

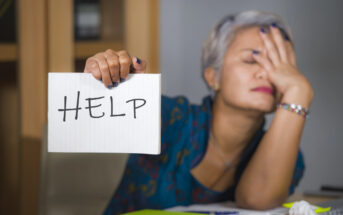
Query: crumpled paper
[[289, 200, 317, 215]]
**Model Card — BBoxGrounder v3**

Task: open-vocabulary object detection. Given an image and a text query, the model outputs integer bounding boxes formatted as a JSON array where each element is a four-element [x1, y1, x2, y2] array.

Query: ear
[[204, 67, 219, 90]]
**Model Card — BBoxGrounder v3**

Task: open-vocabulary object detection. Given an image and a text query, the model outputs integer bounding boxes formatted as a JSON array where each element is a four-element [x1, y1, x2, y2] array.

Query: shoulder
[[161, 95, 192, 128], [161, 95, 213, 132], [161, 95, 212, 120], [162, 95, 191, 113], [160, 95, 212, 155]]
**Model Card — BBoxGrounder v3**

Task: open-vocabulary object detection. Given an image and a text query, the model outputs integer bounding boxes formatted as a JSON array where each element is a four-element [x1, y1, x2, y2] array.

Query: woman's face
[[217, 26, 277, 113]]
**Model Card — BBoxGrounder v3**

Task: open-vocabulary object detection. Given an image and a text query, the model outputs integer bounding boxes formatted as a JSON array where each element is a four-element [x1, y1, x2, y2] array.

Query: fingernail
[[252, 50, 259, 55], [114, 82, 119, 87], [120, 78, 125, 82], [260, 28, 266, 34], [284, 34, 290, 41], [271, 23, 278, 28], [107, 85, 113, 89], [136, 57, 141, 64]]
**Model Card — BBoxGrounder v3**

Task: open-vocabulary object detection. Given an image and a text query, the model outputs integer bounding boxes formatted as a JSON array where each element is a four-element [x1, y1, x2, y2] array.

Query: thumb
[[130, 57, 147, 73]]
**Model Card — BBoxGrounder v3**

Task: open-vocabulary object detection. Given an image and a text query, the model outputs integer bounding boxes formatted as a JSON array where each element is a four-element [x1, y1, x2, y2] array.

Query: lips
[[251, 86, 274, 95]]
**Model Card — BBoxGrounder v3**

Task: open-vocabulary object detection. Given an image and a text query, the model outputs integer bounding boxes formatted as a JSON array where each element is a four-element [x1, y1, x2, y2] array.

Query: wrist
[[281, 83, 314, 108]]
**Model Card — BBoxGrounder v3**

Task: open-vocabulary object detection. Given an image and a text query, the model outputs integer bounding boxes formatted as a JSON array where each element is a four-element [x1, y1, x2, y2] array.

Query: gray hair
[[201, 10, 293, 96]]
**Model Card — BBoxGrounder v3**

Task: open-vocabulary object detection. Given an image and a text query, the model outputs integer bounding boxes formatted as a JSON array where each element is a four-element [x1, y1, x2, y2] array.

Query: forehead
[[228, 26, 264, 53]]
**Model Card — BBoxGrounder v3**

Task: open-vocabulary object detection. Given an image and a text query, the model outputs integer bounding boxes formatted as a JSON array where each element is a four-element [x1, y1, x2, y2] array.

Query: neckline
[[187, 95, 266, 195], [190, 171, 227, 194], [188, 96, 227, 194], [188, 115, 266, 195]]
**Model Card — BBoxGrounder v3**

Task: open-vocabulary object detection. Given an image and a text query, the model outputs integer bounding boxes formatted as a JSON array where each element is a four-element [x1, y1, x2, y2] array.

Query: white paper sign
[[48, 73, 161, 154]]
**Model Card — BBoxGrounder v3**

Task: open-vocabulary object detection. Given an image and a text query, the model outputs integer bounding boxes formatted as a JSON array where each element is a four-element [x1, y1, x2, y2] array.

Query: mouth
[[251, 86, 274, 95]]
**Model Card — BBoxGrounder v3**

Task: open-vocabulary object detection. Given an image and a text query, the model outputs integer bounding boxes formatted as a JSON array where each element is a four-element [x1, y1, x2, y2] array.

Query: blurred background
[[0, 0, 342, 214]]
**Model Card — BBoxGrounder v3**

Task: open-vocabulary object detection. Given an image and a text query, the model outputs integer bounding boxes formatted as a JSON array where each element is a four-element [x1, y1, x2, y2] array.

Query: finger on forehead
[[285, 42, 297, 66], [253, 51, 273, 72], [270, 25, 289, 64], [260, 28, 281, 66]]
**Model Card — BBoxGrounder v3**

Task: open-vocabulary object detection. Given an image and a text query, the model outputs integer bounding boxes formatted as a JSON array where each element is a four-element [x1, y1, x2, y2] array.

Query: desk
[[288, 193, 337, 204], [168, 193, 339, 214]]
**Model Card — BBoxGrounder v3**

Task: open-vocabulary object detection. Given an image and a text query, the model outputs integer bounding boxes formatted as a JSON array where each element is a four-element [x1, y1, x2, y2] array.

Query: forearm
[[235, 88, 313, 209]]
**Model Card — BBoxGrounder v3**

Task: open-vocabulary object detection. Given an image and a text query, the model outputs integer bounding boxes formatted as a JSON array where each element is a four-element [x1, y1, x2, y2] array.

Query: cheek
[[220, 66, 251, 95], [219, 66, 253, 104]]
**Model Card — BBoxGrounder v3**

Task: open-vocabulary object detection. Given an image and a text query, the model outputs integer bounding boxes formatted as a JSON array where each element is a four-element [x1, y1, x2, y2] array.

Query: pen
[[186, 211, 239, 215]]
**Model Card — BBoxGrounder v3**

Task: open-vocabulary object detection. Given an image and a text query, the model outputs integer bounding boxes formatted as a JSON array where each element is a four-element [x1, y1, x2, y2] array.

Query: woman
[[84, 10, 313, 214]]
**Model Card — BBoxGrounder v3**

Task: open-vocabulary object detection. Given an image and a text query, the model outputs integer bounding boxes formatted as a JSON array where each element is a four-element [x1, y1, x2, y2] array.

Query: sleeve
[[103, 156, 139, 214], [288, 149, 305, 195]]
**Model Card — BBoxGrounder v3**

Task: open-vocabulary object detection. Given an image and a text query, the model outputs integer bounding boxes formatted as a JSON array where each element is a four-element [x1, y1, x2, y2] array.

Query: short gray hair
[[201, 10, 293, 96]]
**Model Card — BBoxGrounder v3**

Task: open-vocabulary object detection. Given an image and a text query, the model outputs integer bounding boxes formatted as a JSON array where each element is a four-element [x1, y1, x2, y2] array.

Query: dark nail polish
[[260, 28, 265, 33], [136, 57, 141, 64], [271, 23, 278, 28], [107, 85, 113, 89], [114, 82, 118, 87], [120, 78, 125, 82], [252, 50, 259, 55], [284, 34, 290, 41]]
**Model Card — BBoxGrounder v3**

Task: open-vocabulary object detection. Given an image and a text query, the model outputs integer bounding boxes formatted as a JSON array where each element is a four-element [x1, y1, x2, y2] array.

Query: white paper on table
[[48, 73, 161, 154], [167, 201, 288, 215]]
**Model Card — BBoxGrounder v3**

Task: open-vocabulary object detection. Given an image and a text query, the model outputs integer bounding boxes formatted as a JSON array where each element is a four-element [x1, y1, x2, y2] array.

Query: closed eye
[[244, 60, 257, 64]]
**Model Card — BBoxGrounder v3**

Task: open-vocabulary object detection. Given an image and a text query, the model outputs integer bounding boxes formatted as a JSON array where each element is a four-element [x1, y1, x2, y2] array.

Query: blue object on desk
[[186, 211, 239, 215]]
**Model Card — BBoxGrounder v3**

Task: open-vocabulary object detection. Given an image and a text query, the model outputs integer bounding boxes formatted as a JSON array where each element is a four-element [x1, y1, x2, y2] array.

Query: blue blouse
[[104, 95, 305, 214]]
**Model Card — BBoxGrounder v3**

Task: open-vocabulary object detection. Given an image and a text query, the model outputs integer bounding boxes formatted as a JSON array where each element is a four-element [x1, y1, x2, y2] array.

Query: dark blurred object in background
[[0, 0, 16, 42], [74, 0, 101, 40]]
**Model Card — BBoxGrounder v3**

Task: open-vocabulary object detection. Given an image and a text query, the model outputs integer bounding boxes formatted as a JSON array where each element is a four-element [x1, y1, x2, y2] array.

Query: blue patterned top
[[104, 95, 305, 214]]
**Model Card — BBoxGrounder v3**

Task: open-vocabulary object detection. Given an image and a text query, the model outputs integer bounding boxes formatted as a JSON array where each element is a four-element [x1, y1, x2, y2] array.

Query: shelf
[[74, 41, 124, 59], [0, 41, 124, 63], [0, 43, 17, 62]]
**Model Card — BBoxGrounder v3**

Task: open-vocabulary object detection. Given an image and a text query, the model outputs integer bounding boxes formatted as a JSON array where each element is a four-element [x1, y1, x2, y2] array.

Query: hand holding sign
[[84, 49, 146, 88], [48, 51, 161, 154]]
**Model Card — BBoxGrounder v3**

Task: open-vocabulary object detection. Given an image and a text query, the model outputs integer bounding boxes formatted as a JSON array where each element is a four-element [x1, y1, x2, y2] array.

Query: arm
[[235, 25, 314, 209]]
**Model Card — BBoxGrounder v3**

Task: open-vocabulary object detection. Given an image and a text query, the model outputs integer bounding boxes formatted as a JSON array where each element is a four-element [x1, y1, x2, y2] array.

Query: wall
[[160, 0, 343, 192]]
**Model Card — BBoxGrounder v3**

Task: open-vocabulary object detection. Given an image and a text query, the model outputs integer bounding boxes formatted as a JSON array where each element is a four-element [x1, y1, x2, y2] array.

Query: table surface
[[288, 193, 337, 204]]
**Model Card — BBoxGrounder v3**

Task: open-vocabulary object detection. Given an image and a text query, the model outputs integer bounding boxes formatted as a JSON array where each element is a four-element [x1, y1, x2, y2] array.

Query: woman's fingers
[[84, 57, 102, 80], [117, 50, 132, 80], [259, 27, 281, 67], [83, 49, 147, 88], [269, 24, 289, 64], [252, 50, 273, 73], [253, 51, 282, 100], [104, 49, 120, 85], [94, 53, 113, 88], [286, 42, 297, 66], [131, 57, 147, 73]]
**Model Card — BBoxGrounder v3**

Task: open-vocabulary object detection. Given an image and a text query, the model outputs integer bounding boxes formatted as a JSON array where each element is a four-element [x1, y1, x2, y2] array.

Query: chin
[[254, 106, 275, 114], [220, 93, 276, 113], [249, 100, 276, 113]]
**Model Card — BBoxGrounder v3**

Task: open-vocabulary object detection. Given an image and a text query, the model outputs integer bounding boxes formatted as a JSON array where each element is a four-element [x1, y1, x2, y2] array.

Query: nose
[[255, 67, 268, 80]]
